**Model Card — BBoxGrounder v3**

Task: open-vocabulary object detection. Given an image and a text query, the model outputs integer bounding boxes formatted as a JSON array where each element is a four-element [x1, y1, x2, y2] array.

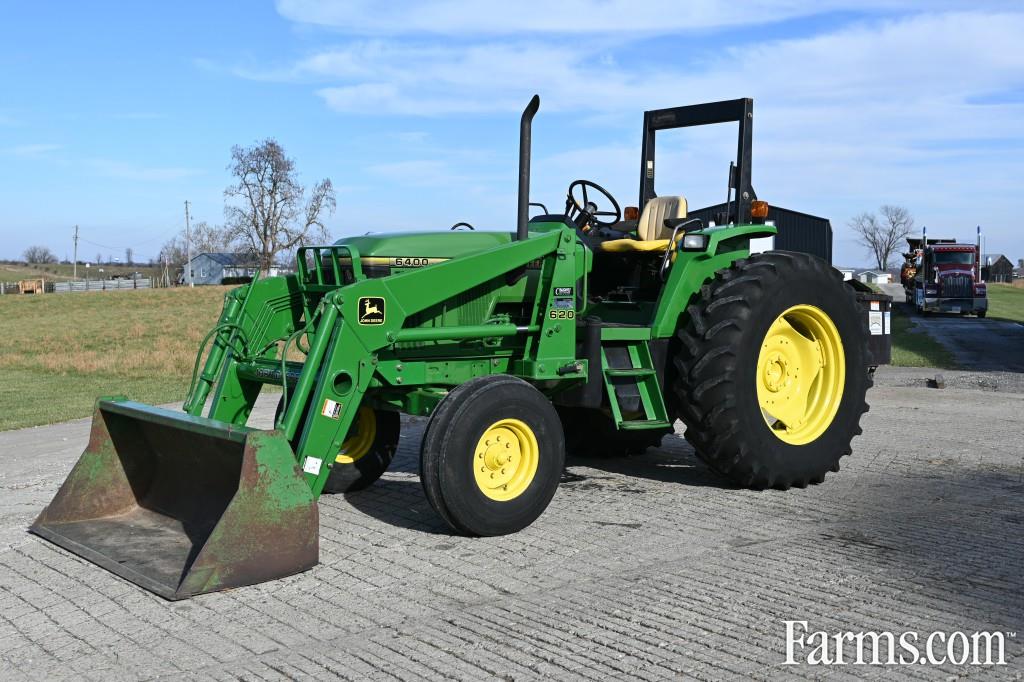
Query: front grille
[[941, 274, 972, 298]]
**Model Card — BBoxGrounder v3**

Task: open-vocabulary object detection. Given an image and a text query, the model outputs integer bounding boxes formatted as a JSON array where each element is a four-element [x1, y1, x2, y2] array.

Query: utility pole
[[73, 225, 79, 280], [184, 200, 193, 288]]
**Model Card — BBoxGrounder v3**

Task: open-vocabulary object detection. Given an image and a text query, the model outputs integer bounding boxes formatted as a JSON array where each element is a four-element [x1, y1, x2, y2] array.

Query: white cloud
[[244, 11, 1024, 124], [366, 159, 462, 186], [275, 0, 986, 35], [4, 143, 62, 157], [86, 159, 203, 182], [257, 5, 1024, 261], [112, 112, 167, 121]]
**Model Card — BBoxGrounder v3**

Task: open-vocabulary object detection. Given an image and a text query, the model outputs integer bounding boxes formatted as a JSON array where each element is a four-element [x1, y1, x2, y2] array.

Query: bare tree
[[849, 205, 914, 270], [23, 245, 58, 264], [125, 247, 133, 266], [223, 139, 335, 273], [159, 221, 234, 269]]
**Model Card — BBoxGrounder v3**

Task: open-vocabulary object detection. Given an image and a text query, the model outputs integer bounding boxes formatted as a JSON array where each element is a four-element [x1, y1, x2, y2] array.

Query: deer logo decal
[[358, 296, 386, 325]]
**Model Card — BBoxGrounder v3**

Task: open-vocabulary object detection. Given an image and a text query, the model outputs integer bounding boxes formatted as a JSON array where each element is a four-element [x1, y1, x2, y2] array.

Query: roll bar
[[639, 98, 754, 225]]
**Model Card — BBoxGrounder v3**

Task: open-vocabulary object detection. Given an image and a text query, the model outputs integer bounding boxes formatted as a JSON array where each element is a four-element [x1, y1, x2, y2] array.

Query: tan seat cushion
[[596, 196, 687, 253], [597, 238, 671, 253]]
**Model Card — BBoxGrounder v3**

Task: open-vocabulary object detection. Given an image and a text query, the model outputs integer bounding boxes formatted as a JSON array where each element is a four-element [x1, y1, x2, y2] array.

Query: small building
[[858, 270, 891, 284], [183, 253, 285, 285], [836, 268, 855, 281], [688, 203, 833, 264], [981, 253, 1013, 283]]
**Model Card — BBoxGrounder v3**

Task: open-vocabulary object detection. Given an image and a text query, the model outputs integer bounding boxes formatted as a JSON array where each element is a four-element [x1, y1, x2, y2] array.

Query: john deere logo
[[358, 297, 385, 325]]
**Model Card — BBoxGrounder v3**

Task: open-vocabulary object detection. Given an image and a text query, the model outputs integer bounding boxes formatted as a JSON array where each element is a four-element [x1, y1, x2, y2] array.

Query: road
[[879, 282, 1024, 372], [1, 374, 1022, 680]]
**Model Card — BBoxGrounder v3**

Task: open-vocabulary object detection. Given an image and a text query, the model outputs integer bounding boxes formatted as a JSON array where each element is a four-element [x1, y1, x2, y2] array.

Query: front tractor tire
[[322, 407, 400, 494], [276, 399, 400, 493], [420, 376, 565, 536], [675, 251, 870, 489]]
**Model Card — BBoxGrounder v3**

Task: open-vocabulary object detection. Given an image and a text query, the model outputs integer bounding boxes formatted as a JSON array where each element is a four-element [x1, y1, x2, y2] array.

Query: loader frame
[[182, 218, 773, 498]]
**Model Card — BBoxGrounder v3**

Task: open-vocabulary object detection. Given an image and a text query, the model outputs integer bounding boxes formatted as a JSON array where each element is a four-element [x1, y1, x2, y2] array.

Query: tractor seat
[[595, 196, 688, 252]]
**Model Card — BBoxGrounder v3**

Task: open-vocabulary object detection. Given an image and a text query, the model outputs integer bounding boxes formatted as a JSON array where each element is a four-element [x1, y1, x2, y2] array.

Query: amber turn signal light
[[751, 200, 769, 220], [624, 206, 639, 221]]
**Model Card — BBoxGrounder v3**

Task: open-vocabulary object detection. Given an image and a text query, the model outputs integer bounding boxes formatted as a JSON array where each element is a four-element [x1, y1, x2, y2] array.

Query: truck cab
[[906, 240, 987, 317]]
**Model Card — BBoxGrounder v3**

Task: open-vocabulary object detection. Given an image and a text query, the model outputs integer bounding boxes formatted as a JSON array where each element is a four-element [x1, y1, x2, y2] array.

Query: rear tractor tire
[[674, 251, 870, 489], [420, 376, 565, 536]]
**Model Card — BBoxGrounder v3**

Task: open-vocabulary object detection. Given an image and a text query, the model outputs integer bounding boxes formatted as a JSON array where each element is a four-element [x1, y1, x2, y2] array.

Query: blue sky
[[1, 1, 1022, 266]]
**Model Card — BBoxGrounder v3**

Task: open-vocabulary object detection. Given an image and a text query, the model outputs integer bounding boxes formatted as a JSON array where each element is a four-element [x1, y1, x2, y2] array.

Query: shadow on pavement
[[342, 478, 452, 535], [565, 433, 740, 490]]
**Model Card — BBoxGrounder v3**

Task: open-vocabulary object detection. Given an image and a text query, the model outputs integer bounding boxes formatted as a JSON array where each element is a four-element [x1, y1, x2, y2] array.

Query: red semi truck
[[901, 237, 987, 317]]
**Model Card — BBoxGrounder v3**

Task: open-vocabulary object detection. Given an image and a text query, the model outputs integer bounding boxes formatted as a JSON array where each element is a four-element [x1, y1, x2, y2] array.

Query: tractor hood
[[335, 231, 515, 261]]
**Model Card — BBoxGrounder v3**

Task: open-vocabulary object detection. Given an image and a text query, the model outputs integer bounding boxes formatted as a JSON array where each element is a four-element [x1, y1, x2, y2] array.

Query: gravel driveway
[[879, 282, 1024, 371]]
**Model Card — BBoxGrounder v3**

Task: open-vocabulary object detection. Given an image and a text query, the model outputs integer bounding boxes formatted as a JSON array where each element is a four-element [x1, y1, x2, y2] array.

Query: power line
[[185, 200, 193, 288]]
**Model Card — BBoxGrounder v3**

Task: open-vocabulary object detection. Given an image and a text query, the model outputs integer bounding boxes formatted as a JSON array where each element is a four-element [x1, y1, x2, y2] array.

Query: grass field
[[887, 305, 958, 369], [986, 283, 1024, 323], [1, 261, 162, 283], [0, 287, 231, 430]]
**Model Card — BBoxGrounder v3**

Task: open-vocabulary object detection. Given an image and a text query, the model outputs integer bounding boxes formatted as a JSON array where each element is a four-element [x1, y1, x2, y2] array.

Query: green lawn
[[1, 261, 162, 283], [888, 306, 958, 369], [985, 283, 1024, 323], [0, 287, 231, 430]]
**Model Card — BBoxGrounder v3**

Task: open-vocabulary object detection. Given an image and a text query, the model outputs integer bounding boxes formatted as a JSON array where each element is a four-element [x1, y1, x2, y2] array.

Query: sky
[[1, 1, 1022, 267]]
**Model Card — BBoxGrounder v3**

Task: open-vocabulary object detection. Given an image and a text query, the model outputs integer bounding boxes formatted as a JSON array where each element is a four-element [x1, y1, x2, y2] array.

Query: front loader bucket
[[31, 400, 318, 600]]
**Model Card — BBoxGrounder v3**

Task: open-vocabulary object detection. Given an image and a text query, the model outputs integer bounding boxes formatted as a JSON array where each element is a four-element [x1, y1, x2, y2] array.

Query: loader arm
[[195, 227, 583, 496]]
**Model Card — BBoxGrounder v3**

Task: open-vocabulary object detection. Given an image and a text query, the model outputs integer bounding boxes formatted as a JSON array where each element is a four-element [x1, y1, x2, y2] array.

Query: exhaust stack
[[517, 95, 540, 241]]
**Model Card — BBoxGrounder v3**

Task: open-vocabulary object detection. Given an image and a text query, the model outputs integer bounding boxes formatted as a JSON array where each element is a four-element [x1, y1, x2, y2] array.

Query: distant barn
[[981, 254, 1013, 283], [688, 203, 833, 264]]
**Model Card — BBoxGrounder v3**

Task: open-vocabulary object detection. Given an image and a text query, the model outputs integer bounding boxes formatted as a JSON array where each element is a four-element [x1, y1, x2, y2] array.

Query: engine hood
[[334, 230, 515, 260], [936, 266, 975, 278]]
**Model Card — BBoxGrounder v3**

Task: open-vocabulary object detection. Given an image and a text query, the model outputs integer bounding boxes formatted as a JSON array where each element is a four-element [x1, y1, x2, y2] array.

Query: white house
[[857, 270, 891, 284], [182, 253, 288, 285], [836, 268, 855, 281]]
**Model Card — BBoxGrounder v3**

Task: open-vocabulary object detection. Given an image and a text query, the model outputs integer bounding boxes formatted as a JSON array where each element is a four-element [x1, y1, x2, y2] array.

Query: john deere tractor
[[33, 96, 870, 599]]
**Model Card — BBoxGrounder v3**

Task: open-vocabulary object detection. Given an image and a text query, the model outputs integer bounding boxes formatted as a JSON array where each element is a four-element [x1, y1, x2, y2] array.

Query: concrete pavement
[[0, 372, 1022, 680]]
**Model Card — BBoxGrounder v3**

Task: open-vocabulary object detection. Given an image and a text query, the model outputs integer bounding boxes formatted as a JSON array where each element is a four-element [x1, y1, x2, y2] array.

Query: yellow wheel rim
[[756, 304, 845, 445], [336, 407, 376, 464], [472, 418, 539, 502]]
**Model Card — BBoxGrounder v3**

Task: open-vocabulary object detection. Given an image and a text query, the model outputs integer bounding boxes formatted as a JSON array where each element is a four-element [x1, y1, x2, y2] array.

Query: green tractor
[[33, 96, 870, 599]]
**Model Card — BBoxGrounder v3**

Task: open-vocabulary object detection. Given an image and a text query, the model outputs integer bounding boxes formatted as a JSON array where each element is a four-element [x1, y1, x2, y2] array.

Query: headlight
[[680, 234, 709, 251]]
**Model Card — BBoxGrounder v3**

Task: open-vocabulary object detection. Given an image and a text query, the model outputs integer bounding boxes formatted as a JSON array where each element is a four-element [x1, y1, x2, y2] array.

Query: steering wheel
[[565, 180, 621, 234]]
